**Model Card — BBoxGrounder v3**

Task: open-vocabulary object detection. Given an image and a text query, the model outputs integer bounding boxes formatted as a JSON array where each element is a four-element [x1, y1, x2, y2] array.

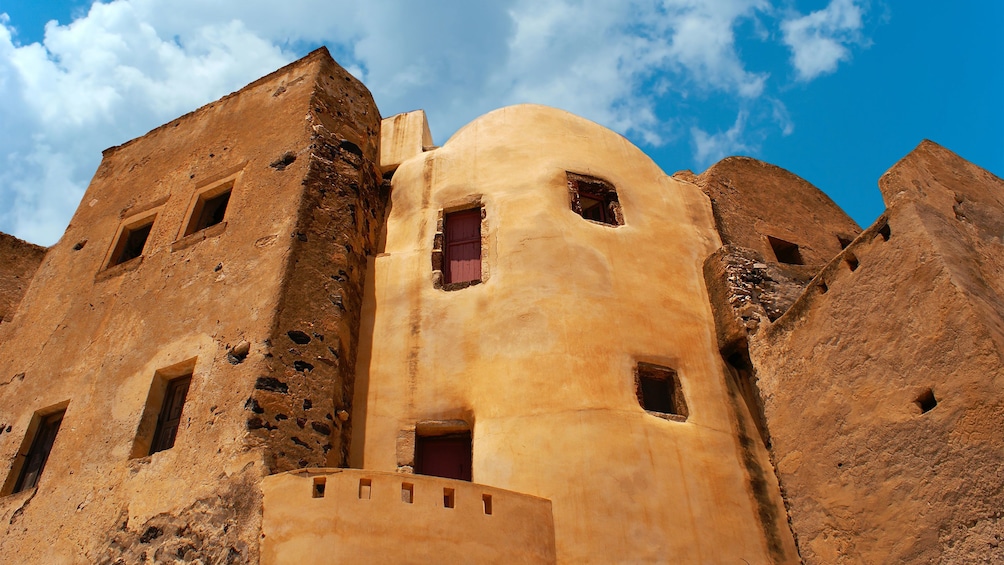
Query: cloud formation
[[0, 0, 868, 245], [781, 0, 866, 81]]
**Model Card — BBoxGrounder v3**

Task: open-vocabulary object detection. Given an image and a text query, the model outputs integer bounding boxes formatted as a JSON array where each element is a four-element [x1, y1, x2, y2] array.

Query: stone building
[[0, 48, 1000, 564]]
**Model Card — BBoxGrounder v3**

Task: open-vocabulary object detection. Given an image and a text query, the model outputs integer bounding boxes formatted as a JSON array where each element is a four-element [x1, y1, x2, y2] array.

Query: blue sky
[[0, 0, 1001, 245]]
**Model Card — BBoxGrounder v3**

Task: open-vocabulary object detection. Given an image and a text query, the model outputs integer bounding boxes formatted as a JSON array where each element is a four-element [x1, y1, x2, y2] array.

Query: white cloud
[[781, 0, 866, 81], [691, 110, 751, 166], [0, 0, 868, 245]]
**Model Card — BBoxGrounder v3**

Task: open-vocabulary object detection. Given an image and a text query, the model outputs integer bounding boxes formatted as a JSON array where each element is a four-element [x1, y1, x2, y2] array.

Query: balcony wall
[[261, 469, 556, 564]]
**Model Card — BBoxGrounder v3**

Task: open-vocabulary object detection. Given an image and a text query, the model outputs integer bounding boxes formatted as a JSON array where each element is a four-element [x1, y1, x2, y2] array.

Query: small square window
[[108, 216, 155, 268], [636, 363, 688, 420], [416, 433, 472, 481], [568, 172, 622, 226], [767, 236, 803, 265], [4, 407, 66, 495], [185, 184, 232, 236]]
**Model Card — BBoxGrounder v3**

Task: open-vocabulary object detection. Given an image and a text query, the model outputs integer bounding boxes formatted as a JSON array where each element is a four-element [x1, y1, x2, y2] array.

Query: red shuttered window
[[444, 209, 482, 284]]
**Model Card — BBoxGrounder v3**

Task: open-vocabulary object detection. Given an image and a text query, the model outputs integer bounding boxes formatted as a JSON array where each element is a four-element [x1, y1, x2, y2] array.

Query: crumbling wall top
[[682, 156, 861, 266]]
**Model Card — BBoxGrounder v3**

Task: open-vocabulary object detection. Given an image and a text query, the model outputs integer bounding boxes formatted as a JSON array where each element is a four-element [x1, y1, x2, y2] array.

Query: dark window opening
[[482, 493, 493, 515], [837, 235, 853, 249], [877, 223, 891, 241], [916, 389, 937, 414], [767, 236, 803, 265], [150, 375, 192, 455], [185, 187, 231, 236], [636, 363, 688, 420], [312, 477, 326, 498], [444, 209, 482, 285], [443, 487, 456, 508], [109, 218, 155, 267], [567, 172, 622, 226], [416, 433, 472, 481], [845, 253, 859, 271], [13, 410, 65, 493]]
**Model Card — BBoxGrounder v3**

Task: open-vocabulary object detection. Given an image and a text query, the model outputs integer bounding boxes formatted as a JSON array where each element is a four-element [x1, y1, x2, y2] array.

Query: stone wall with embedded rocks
[[244, 55, 385, 473]]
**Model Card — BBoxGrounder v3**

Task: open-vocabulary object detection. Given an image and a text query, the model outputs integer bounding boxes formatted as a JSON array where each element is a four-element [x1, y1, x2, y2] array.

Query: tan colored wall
[[749, 142, 1004, 563], [681, 156, 861, 266], [353, 104, 797, 564], [0, 233, 46, 326], [262, 469, 556, 564], [0, 49, 381, 563]]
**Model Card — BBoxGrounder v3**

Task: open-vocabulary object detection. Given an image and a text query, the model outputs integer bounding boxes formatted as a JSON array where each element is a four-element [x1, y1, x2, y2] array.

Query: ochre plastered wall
[[0, 48, 381, 563], [353, 104, 797, 564]]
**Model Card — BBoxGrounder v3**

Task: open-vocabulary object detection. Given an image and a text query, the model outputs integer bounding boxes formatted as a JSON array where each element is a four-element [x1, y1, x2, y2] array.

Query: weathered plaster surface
[[0, 233, 46, 326], [0, 48, 381, 563], [353, 104, 797, 564], [748, 142, 1004, 563]]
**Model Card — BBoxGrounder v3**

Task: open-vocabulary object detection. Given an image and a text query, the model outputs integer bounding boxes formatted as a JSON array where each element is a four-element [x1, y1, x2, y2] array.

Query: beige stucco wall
[[262, 469, 556, 564], [353, 104, 797, 564]]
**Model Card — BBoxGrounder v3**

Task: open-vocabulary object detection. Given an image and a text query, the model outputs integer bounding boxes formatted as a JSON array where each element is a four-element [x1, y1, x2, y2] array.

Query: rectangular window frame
[[130, 359, 197, 458], [431, 197, 488, 291], [2, 401, 69, 496], [183, 180, 233, 238], [101, 208, 162, 274]]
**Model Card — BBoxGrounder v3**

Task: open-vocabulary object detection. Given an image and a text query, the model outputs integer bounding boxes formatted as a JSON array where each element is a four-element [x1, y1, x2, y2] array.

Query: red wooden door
[[444, 209, 481, 284], [416, 434, 472, 481]]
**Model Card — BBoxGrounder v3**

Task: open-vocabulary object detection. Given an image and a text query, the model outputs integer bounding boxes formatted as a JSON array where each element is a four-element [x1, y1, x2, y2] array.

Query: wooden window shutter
[[444, 209, 481, 284]]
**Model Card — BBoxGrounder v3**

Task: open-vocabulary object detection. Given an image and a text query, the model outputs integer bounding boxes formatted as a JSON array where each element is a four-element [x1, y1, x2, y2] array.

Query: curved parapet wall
[[261, 469, 556, 564]]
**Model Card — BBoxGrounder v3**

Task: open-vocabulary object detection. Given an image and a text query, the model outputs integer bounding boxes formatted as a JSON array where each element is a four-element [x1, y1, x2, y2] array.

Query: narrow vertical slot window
[[401, 482, 414, 504], [358, 478, 372, 500], [482, 493, 493, 515], [443, 487, 455, 508], [312, 477, 326, 498]]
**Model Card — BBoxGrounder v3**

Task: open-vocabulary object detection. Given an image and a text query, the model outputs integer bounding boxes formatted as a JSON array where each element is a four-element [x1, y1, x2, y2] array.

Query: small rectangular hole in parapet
[[482, 493, 493, 515], [401, 482, 414, 504], [358, 478, 372, 499], [767, 236, 803, 265], [916, 389, 937, 414], [878, 223, 891, 241], [313, 477, 326, 498], [845, 254, 859, 271], [443, 487, 455, 508]]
